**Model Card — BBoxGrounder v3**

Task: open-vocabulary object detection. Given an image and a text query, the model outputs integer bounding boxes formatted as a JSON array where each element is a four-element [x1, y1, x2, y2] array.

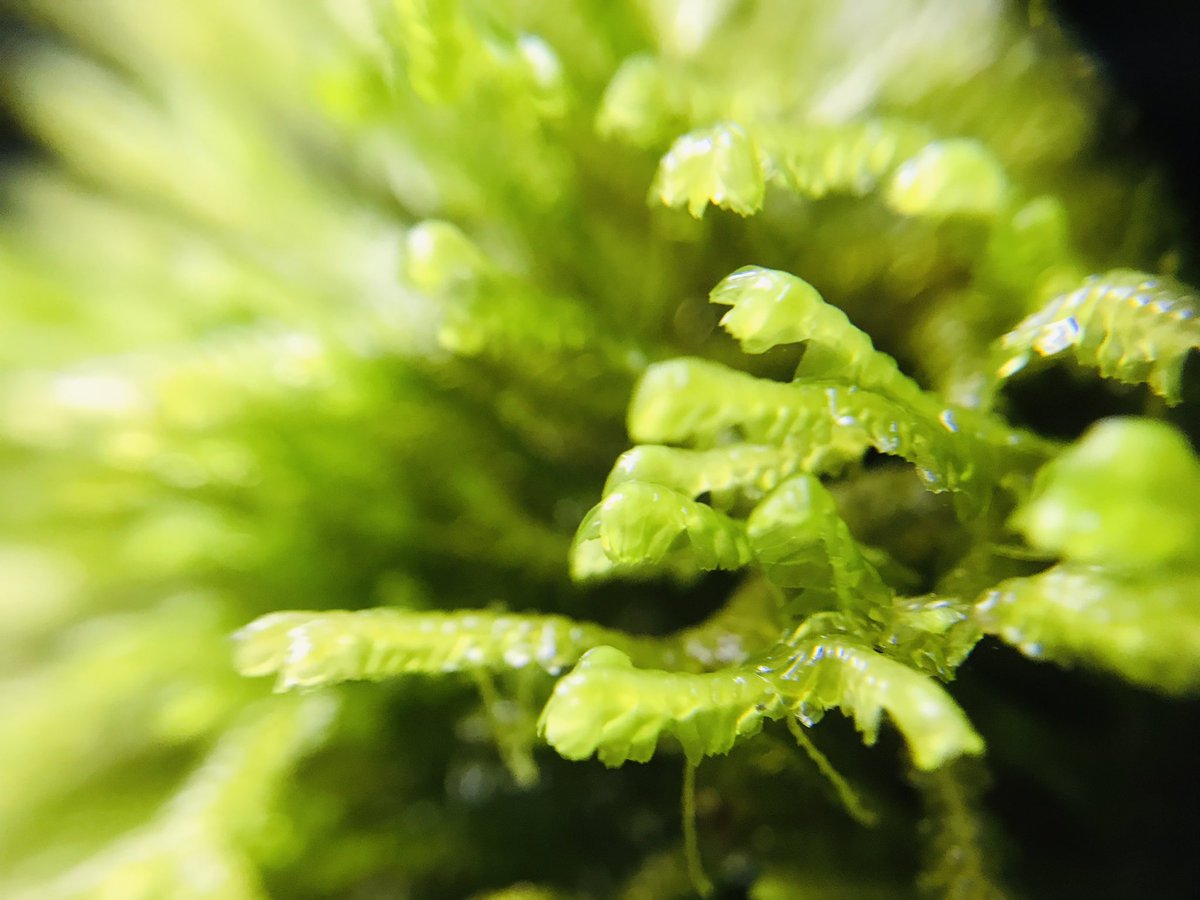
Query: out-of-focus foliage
[[1, 1, 1197, 898], [977, 418, 1200, 693], [992, 270, 1200, 404]]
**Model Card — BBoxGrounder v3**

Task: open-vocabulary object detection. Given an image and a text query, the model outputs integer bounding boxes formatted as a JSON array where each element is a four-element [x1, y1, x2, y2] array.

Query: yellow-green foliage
[[2, 1, 1198, 898]]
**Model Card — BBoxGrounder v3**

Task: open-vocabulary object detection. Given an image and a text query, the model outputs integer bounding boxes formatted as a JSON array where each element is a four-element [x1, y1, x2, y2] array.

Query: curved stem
[[682, 759, 714, 899]]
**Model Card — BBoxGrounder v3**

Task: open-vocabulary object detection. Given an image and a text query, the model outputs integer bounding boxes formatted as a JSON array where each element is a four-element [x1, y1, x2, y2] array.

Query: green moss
[[2, 1, 1198, 897]]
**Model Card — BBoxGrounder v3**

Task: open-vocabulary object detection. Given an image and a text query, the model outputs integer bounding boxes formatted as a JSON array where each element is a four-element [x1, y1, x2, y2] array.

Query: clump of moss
[[1, 2, 1198, 898]]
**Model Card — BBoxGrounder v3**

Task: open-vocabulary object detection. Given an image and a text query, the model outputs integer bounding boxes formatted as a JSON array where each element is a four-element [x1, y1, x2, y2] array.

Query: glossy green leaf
[[746, 475, 891, 609], [1012, 418, 1200, 568], [571, 481, 752, 581], [761, 637, 985, 770], [237, 577, 783, 691], [603, 442, 811, 505], [596, 55, 684, 146], [993, 269, 1200, 403], [538, 646, 779, 766], [976, 565, 1200, 694], [710, 265, 926, 405], [763, 119, 936, 201], [885, 139, 1009, 218], [651, 123, 765, 217], [541, 637, 983, 771], [628, 357, 1038, 499], [235, 608, 642, 686]]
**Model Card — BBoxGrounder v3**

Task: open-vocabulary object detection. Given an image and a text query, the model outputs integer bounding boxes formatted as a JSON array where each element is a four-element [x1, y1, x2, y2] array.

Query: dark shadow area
[[1000, 363, 1154, 441], [0, 12, 39, 164], [1054, 1, 1200, 281], [956, 639, 1200, 899]]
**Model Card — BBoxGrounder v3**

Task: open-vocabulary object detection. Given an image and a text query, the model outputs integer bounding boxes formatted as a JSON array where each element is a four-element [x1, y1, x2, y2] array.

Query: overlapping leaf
[[540, 637, 983, 771], [993, 269, 1200, 404], [977, 418, 1200, 692]]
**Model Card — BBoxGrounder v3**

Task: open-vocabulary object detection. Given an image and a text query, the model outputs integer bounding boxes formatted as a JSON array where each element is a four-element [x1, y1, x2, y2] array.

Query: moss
[[2, 2, 1198, 897]]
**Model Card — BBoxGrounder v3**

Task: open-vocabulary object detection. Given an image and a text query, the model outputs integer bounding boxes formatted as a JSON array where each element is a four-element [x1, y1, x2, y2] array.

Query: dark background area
[[0, 8, 33, 162], [1053, 0, 1200, 277]]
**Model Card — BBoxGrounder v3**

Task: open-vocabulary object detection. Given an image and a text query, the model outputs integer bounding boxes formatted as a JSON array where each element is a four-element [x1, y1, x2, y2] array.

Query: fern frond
[[435, 282, 640, 379], [0, 598, 246, 835], [873, 595, 982, 680], [403, 222, 641, 380], [0, 324, 341, 444], [651, 118, 1010, 223], [6, 0, 1193, 894], [978, 417, 1200, 692], [993, 269, 1200, 404], [709, 264, 1055, 478], [630, 358, 902, 453], [391, 0, 567, 117]]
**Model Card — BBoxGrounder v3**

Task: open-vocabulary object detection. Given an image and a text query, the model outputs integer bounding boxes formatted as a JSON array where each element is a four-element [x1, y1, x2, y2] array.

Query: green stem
[[682, 759, 714, 899], [473, 670, 539, 788], [787, 716, 878, 826]]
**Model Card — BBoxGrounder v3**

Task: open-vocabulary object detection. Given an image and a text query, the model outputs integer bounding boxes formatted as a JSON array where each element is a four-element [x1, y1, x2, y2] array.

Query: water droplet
[[795, 703, 825, 727], [996, 355, 1028, 379], [503, 647, 532, 668], [1033, 317, 1081, 355]]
